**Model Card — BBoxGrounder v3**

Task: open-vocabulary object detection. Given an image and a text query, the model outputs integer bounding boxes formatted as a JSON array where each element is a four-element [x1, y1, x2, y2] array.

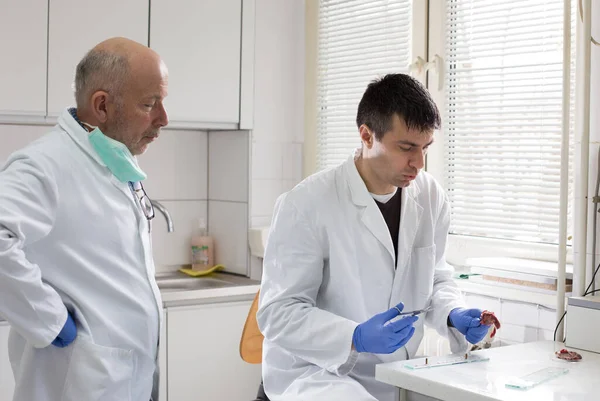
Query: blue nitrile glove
[[352, 303, 418, 354], [448, 307, 489, 344], [51, 312, 77, 348]]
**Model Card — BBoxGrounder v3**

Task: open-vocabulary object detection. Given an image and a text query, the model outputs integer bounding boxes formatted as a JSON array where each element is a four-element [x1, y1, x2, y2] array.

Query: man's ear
[[359, 124, 375, 149], [89, 91, 110, 123]]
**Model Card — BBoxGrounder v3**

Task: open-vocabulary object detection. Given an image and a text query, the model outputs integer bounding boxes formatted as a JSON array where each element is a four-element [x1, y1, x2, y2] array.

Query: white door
[[47, 0, 149, 116], [167, 301, 262, 400], [150, 0, 242, 125], [0, 0, 47, 117], [0, 322, 14, 401]]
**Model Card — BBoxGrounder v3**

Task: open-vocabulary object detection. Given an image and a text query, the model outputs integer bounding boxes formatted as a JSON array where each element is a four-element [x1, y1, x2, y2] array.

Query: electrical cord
[[553, 146, 600, 342], [553, 261, 600, 342], [553, 147, 599, 343], [554, 311, 567, 342], [552, 0, 599, 343], [583, 261, 600, 296]]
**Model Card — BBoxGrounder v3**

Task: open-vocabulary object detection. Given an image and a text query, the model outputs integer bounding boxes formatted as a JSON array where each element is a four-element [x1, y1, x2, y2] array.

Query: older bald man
[[0, 37, 168, 401]]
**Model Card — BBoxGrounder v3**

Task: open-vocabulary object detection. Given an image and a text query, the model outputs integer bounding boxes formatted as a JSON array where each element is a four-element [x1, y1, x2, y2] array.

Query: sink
[[155, 269, 260, 295], [157, 277, 231, 292]]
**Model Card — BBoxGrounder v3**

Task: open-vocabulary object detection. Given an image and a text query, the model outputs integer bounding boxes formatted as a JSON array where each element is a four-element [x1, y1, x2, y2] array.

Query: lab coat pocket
[[61, 336, 133, 401], [411, 244, 436, 299]]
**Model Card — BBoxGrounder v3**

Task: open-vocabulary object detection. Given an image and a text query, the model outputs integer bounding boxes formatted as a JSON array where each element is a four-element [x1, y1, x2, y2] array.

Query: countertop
[[0, 272, 261, 323], [376, 340, 599, 401], [157, 271, 261, 307]]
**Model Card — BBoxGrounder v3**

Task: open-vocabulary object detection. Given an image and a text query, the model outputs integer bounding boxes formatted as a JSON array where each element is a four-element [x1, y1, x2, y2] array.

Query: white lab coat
[[0, 108, 162, 401], [257, 154, 468, 401]]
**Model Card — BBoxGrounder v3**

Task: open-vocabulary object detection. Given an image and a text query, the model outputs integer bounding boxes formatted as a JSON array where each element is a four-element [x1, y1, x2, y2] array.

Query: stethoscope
[[129, 181, 155, 233]]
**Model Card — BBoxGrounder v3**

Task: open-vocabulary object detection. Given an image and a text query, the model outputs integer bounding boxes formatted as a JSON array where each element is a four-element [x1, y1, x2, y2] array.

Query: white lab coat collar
[[343, 153, 423, 271], [57, 108, 138, 202], [57, 108, 106, 167], [344, 152, 421, 206]]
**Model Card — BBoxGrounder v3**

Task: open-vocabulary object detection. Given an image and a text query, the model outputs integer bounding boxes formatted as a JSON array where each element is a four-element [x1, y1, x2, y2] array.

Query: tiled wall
[[250, 0, 305, 229], [246, 0, 305, 279], [420, 293, 558, 357], [140, 129, 251, 276], [207, 131, 250, 276], [464, 293, 557, 345], [139, 129, 209, 272], [0, 0, 307, 281], [0, 124, 250, 276]]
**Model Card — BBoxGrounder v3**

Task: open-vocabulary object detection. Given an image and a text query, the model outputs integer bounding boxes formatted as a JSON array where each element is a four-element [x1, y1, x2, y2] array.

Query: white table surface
[[376, 341, 599, 401]]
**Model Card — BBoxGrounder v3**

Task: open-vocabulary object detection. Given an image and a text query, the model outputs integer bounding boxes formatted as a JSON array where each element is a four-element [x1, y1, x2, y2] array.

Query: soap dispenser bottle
[[191, 218, 214, 271]]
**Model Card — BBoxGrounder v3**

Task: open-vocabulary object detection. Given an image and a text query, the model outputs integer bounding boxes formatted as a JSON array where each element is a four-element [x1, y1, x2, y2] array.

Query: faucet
[[151, 200, 174, 232]]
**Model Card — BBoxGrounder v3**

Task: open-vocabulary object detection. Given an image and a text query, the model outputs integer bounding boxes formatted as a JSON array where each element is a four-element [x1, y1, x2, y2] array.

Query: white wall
[[464, 293, 557, 345], [139, 129, 209, 272], [0, 0, 307, 279], [0, 125, 215, 274], [207, 130, 251, 276], [142, 129, 251, 276], [0, 125, 48, 162], [585, 1, 600, 290], [421, 293, 558, 357], [0, 125, 252, 275], [250, 0, 305, 229], [140, 129, 251, 276]]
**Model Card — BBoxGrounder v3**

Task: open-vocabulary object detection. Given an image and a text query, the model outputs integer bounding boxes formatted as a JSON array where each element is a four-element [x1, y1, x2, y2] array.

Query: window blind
[[316, 0, 413, 170], [444, 0, 575, 245]]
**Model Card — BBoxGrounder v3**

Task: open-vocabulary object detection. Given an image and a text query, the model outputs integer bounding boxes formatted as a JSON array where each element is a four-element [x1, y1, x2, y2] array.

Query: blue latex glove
[[448, 307, 489, 344], [51, 312, 77, 348], [352, 302, 418, 354]]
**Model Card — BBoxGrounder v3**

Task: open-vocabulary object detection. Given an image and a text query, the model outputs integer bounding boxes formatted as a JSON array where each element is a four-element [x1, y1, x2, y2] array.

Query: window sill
[[454, 278, 564, 309], [445, 235, 573, 268]]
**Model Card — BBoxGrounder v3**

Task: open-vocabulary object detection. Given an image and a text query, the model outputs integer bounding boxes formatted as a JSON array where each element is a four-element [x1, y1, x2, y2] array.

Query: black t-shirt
[[373, 188, 402, 267]]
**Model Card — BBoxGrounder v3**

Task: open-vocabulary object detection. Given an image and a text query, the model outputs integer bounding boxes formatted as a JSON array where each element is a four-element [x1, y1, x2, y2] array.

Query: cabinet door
[[150, 0, 242, 125], [167, 301, 262, 401], [47, 0, 149, 116], [0, 323, 14, 401], [0, 0, 47, 116], [159, 309, 167, 401]]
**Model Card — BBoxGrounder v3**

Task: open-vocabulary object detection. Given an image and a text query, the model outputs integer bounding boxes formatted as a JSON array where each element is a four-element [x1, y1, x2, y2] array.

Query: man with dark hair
[[257, 74, 494, 401]]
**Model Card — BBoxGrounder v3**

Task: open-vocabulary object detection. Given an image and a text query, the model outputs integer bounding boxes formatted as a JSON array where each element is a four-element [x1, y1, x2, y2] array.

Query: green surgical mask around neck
[[83, 122, 147, 183]]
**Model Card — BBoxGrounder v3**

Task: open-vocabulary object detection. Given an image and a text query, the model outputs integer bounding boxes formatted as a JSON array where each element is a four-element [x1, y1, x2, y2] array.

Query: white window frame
[[305, 0, 574, 267], [425, 0, 574, 267], [304, 0, 428, 176]]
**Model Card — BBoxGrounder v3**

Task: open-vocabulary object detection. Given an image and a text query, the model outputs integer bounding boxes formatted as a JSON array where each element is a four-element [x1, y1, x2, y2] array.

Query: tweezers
[[395, 306, 433, 316]]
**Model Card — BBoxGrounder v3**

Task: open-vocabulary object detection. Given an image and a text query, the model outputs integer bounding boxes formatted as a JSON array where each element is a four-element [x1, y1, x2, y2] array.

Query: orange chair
[[240, 291, 270, 400], [240, 290, 264, 364]]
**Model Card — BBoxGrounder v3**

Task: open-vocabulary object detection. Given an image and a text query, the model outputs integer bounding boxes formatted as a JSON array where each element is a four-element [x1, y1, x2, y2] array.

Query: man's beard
[[105, 111, 132, 152], [105, 110, 160, 155]]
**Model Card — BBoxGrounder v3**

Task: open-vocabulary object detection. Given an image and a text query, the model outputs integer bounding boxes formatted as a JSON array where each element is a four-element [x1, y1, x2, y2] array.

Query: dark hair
[[356, 73, 441, 140]]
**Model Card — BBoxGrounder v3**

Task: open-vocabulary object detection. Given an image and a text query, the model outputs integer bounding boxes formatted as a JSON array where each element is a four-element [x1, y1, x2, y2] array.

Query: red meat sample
[[555, 349, 582, 361], [480, 310, 501, 338]]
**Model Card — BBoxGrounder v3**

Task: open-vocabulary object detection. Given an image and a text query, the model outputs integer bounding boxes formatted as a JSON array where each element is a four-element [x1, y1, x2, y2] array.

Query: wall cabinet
[[0, 0, 47, 117], [150, 0, 242, 126], [1, 1, 253, 129], [47, 0, 149, 116]]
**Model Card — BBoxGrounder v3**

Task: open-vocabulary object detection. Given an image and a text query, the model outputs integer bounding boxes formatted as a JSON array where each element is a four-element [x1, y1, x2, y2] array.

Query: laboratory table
[[376, 340, 599, 401]]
